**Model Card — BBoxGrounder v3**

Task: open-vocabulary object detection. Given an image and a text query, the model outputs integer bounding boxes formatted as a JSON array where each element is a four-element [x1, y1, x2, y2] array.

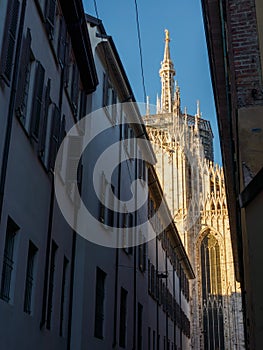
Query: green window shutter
[[0, 0, 20, 82]]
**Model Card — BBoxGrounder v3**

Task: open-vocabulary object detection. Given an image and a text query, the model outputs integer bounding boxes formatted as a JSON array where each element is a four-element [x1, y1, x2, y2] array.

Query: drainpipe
[[179, 265, 182, 350], [0, 0, 27, 220], [112, 240, 119, 347], [132, 124, 137, 350], [67, 171, 77, 350], [173, 266, 176, 349], [165, 252, 168, 350], [112, 115, 123, 348], [133, 227, 137, 350], [156, 237, 159, 350], [41, 62, 65, 329], [66, 214, 77, 349]]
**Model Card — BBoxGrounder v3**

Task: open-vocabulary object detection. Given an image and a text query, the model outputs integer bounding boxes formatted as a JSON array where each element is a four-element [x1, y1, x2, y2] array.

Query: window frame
[[23, 241, 38, 315], [94, 267, 106, 339], [0, 217, 19, 303], [119, 287, 128, 348]]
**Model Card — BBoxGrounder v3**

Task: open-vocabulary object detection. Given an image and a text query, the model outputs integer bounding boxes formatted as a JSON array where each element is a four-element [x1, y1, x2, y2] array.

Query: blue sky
[[83, 0, 222, 164]]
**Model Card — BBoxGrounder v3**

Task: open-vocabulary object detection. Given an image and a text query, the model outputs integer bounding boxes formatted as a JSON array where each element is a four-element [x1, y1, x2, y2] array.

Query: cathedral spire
[[159, 29, 175, 113], [164, 29, 171, 61], [174, 81, 181, 116], [196, 99, 201, 118], [146, 96, 150, 115]]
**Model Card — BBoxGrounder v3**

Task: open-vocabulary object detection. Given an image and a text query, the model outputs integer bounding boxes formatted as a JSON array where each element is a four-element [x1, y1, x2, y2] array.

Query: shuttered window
[[119, 288, 128, 348], [45, 0, 57, 39], [94, 267, 106, 339], [59, 256, 68, 337], [102, 73, 109, 108], [63, 38, 71, 88], [138, 158, 146, 182], [46, 240, 57, 329], [38, 79, 51, 159], [99, 173, 115, 228], [137, 303, 143, 350], [30, 61, 45, 139], [66, 135, 82, 183], [123, 212, 133, 254], [0, 217, 19, 303], [71, 63, 79, 116], [79, 90, 87, 120], [138, 237, 146, 272], [48, 105, 61, 170], [102, 73, 117, 123], [55, 114, 65, 172], [77, 163, 83, 198], [24, 241, 38, 314], [0, 0, 20, 83], [99, 172, 106, 223], [57, 16, 67, 67], [15, 29, 32, 123]]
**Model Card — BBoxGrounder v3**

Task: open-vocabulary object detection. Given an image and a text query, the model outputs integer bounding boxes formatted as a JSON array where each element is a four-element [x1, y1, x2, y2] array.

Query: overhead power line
[[93, 0, 99, 18], [93, 0, 147, 103], [134, 0, 147, 103]]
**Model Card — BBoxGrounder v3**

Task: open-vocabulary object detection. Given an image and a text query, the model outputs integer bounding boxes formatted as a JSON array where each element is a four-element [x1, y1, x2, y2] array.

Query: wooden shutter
[[30, 61, 45, 139], [0, 0, 20, 82], [66, 135, 82, 183], [71, 64, 79, 115], [38, 79, 51, 158], [48, 105, 60, 170], [77, 163, 83, 197], [63, 39, 71, 87], [57, 16, 66, 67], [79, 90, 87, 120], [102, 73, 108, 107], [45, 0, 57, 39], [59, 114, 66, 145], [94, 268, 106, 339], [112, 89, 117, 122], [15, 28, 32, 120], [99, 172, 106, 223], [55, 114, 65, 171]]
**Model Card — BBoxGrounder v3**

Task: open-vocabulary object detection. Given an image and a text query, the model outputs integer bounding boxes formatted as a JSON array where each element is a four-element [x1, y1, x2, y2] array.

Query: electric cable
[[134, 0, 147, 103]]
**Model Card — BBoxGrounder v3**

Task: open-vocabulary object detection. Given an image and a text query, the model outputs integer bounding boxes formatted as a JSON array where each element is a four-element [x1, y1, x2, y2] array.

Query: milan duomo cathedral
[[144, 30, 245, 349]]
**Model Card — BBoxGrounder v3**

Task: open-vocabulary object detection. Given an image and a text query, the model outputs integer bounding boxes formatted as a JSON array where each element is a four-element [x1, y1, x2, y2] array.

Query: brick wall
[[228, 0, 263, 107]]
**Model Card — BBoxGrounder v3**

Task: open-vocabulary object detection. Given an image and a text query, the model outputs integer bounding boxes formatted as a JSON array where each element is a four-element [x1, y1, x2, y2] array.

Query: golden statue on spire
[[165, 29, 170, 42]]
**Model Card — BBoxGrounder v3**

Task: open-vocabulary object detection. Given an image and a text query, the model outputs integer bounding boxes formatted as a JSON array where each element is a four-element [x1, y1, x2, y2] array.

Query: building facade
[[201, 0, 263, 348], [69, 15, 194, 350], [144, 30, 245, 349], [0, 2, 194, 350], [0, 0, 97, 349]]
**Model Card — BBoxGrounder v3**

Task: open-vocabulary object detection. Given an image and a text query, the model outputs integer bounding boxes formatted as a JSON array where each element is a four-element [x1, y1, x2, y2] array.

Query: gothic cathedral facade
[[144, 30, 245, 350]]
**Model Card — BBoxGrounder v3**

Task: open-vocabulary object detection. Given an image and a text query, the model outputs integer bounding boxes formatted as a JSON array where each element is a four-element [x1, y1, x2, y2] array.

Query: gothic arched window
[[201, 233, 225, 350]]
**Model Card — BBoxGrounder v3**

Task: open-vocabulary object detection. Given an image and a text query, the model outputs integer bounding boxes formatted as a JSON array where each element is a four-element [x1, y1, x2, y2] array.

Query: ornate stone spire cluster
[[159, 29, 176, 113], [158, 31, 202, 120], [143, 29, 245, 350]]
